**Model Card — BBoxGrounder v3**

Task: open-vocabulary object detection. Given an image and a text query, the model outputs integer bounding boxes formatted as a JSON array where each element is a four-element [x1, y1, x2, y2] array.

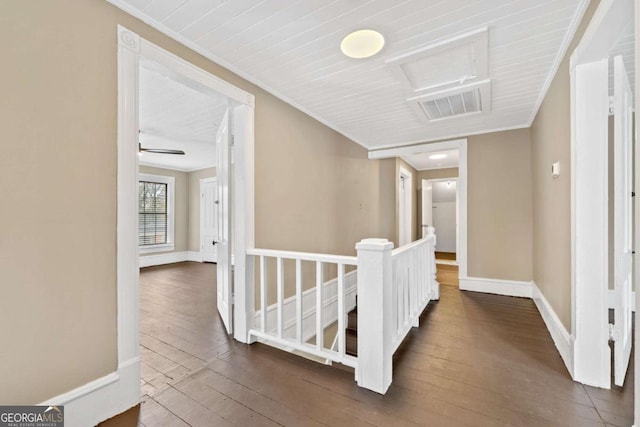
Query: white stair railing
[[246, 248, 358, 368], [245, 227, 438, 394], [356, 227, 438, 394]]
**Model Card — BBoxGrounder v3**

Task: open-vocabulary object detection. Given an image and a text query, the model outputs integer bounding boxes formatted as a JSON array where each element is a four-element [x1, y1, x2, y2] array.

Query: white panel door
[[613, 55, 634, 387], [216, 109, 233, 335], [421, 179, 433, 238], [433, 202, 456, 253], [200, 177, 218, 263]]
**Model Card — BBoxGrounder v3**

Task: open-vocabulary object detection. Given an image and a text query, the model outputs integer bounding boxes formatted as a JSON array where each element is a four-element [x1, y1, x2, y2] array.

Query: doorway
[[422, 177, 459, 287], [116, 26, 255, 406], [569, 0, 635, 393]]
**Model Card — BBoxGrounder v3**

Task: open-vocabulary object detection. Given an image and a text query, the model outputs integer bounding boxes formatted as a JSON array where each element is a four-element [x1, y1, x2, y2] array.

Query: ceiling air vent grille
[[407, 79, 491, 123], [420, 89, 480, 120]]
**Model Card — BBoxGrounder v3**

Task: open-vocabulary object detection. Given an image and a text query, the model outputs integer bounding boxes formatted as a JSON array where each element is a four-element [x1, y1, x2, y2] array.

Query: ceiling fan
[[138, 143, 185, 155], [138, 131, 185, 155]]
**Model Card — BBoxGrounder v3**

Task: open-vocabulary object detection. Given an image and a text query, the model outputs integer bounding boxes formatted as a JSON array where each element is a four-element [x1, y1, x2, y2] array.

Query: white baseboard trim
[[253, 270, 358, 343], [607, 290, 636, 312], [531, 283, 574, 377], [187, 251, 203, 262], [40, 357, 140, 427], [139, 251, 188, 267], [459, 276, 533, 298]]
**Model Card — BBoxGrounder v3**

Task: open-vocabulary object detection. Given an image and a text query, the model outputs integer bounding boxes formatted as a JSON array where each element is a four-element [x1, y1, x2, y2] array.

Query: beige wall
[[139, 165, 189, 254], [467, 129, 533, 281], [0, 0, 395, 404], [395, 158, 419, 246], [188, 167, 216, 252], [419, 168, 459, 181], [531, 0, 600, 330]]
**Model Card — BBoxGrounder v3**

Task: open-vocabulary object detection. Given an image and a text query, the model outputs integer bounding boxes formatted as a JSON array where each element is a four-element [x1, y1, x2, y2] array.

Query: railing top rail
[[247, 247, 358, 265], [391, 234, 435, 257]]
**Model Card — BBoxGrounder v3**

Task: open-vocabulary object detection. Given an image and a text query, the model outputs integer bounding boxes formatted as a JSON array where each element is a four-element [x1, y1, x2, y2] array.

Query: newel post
[[355, 238, 394, 394]]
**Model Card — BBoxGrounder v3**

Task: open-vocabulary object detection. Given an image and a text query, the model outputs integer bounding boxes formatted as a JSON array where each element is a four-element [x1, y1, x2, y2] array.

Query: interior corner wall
[[530, 0, 601, 331], [395, 158, 419, 246], [467, 129, 533, 282], [0, 0, 396, 404], [188, 167, 216, 253], [139, 165, 189, 254]]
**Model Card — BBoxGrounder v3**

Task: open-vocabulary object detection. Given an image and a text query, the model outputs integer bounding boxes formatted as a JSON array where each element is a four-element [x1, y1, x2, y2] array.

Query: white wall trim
[[253, 271, 358, 344], [531, 283, 575, 378], [39, 357, 140, 427], [459, 276, 533, 298], [368, 138, 467, 160], [139, 251, 188, 268], [111, 25, 255, 424], [187, 251, 203, 262], [608, 290, 637, 312]]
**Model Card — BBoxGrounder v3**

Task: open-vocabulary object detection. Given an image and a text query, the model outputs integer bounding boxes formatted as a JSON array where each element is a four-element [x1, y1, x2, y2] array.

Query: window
[[138, 173, 175, 253]]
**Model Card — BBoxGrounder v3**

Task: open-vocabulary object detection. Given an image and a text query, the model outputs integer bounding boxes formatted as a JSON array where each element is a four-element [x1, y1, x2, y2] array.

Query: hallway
[[137, 262, 633, 426]]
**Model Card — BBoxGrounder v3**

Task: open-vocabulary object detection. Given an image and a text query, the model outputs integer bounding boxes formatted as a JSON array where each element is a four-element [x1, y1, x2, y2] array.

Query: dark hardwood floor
[[133, 262, 633, 427]]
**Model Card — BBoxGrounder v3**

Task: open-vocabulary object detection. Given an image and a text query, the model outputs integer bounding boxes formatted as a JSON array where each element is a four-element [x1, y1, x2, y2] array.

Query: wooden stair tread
[[346, 308, 358, 356]]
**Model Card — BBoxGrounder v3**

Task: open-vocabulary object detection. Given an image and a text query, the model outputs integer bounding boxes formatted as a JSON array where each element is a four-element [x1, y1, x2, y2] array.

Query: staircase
[[346, 307, 358, 356]]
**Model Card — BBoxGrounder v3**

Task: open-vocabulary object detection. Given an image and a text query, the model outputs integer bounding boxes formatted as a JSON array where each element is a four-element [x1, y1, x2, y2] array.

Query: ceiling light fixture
[[340, 29, 385, 59], [429, 154, 447, 160]]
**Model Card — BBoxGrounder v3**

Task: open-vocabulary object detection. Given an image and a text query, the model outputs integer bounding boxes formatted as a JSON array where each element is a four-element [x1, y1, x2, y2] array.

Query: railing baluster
[[277, 257, 284, 339], [296, 259, 302, 344], [260, 255, 266, 332], [316, 261, 323, 350], [337, 263, 345, 357]]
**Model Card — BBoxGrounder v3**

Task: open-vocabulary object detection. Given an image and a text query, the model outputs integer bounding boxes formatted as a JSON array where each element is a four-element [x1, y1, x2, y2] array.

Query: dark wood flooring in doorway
[[134, 262, 633, 427]]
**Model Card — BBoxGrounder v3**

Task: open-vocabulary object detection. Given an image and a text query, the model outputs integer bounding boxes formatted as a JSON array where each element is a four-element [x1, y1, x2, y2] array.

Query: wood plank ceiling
[[111, 0, 592, 150]]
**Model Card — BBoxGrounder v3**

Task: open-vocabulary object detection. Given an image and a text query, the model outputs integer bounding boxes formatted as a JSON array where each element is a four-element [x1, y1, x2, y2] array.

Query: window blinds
[[138, 181, 168, 246]]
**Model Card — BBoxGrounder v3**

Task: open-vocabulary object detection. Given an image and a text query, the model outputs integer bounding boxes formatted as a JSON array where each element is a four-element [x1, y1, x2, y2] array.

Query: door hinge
[[609, 96, 615, 115], [609, 323, 616, 341], [632, 192, 635, 197], [231, 135, 235, 146]]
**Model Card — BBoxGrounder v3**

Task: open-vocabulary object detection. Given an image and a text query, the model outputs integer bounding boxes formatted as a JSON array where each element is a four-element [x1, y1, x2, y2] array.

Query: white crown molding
[[139, 161, 215, 173], [369, 138, 467, 160], [106, 0, 370, 150], [528, 0, 591, 126], [367, 124, 530, 152]]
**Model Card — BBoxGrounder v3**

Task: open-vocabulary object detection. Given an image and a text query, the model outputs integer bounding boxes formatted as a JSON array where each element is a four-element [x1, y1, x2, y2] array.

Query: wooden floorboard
[[129, 262, 633, 427]]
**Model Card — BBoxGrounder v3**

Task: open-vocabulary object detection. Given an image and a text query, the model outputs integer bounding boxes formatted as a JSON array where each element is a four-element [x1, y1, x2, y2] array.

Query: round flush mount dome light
[[340, 29, 385, 59]]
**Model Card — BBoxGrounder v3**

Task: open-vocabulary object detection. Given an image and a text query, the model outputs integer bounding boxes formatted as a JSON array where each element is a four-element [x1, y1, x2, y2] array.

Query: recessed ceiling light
[[429, 154, 447, 160], [340, 29, 385, 59]]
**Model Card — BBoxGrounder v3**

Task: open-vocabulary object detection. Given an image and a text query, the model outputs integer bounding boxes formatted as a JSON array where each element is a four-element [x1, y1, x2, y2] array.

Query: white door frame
[[116, 26, 256, 406], [425, 177, 459, 254], [569, 0, 634, 389], [200, 177, 218, 263], [369, 138, 468, 279], [398, 166, 413, 246]]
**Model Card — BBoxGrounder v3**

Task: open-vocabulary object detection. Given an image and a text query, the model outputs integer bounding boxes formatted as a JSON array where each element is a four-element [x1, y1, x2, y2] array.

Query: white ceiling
[[139, 64, 228, 171], [403, 149, 459, 171], [113, 0, 594, 150]]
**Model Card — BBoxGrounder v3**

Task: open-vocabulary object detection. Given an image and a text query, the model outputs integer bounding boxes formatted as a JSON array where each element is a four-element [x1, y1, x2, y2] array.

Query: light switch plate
[[552, 161, 560, 178]]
